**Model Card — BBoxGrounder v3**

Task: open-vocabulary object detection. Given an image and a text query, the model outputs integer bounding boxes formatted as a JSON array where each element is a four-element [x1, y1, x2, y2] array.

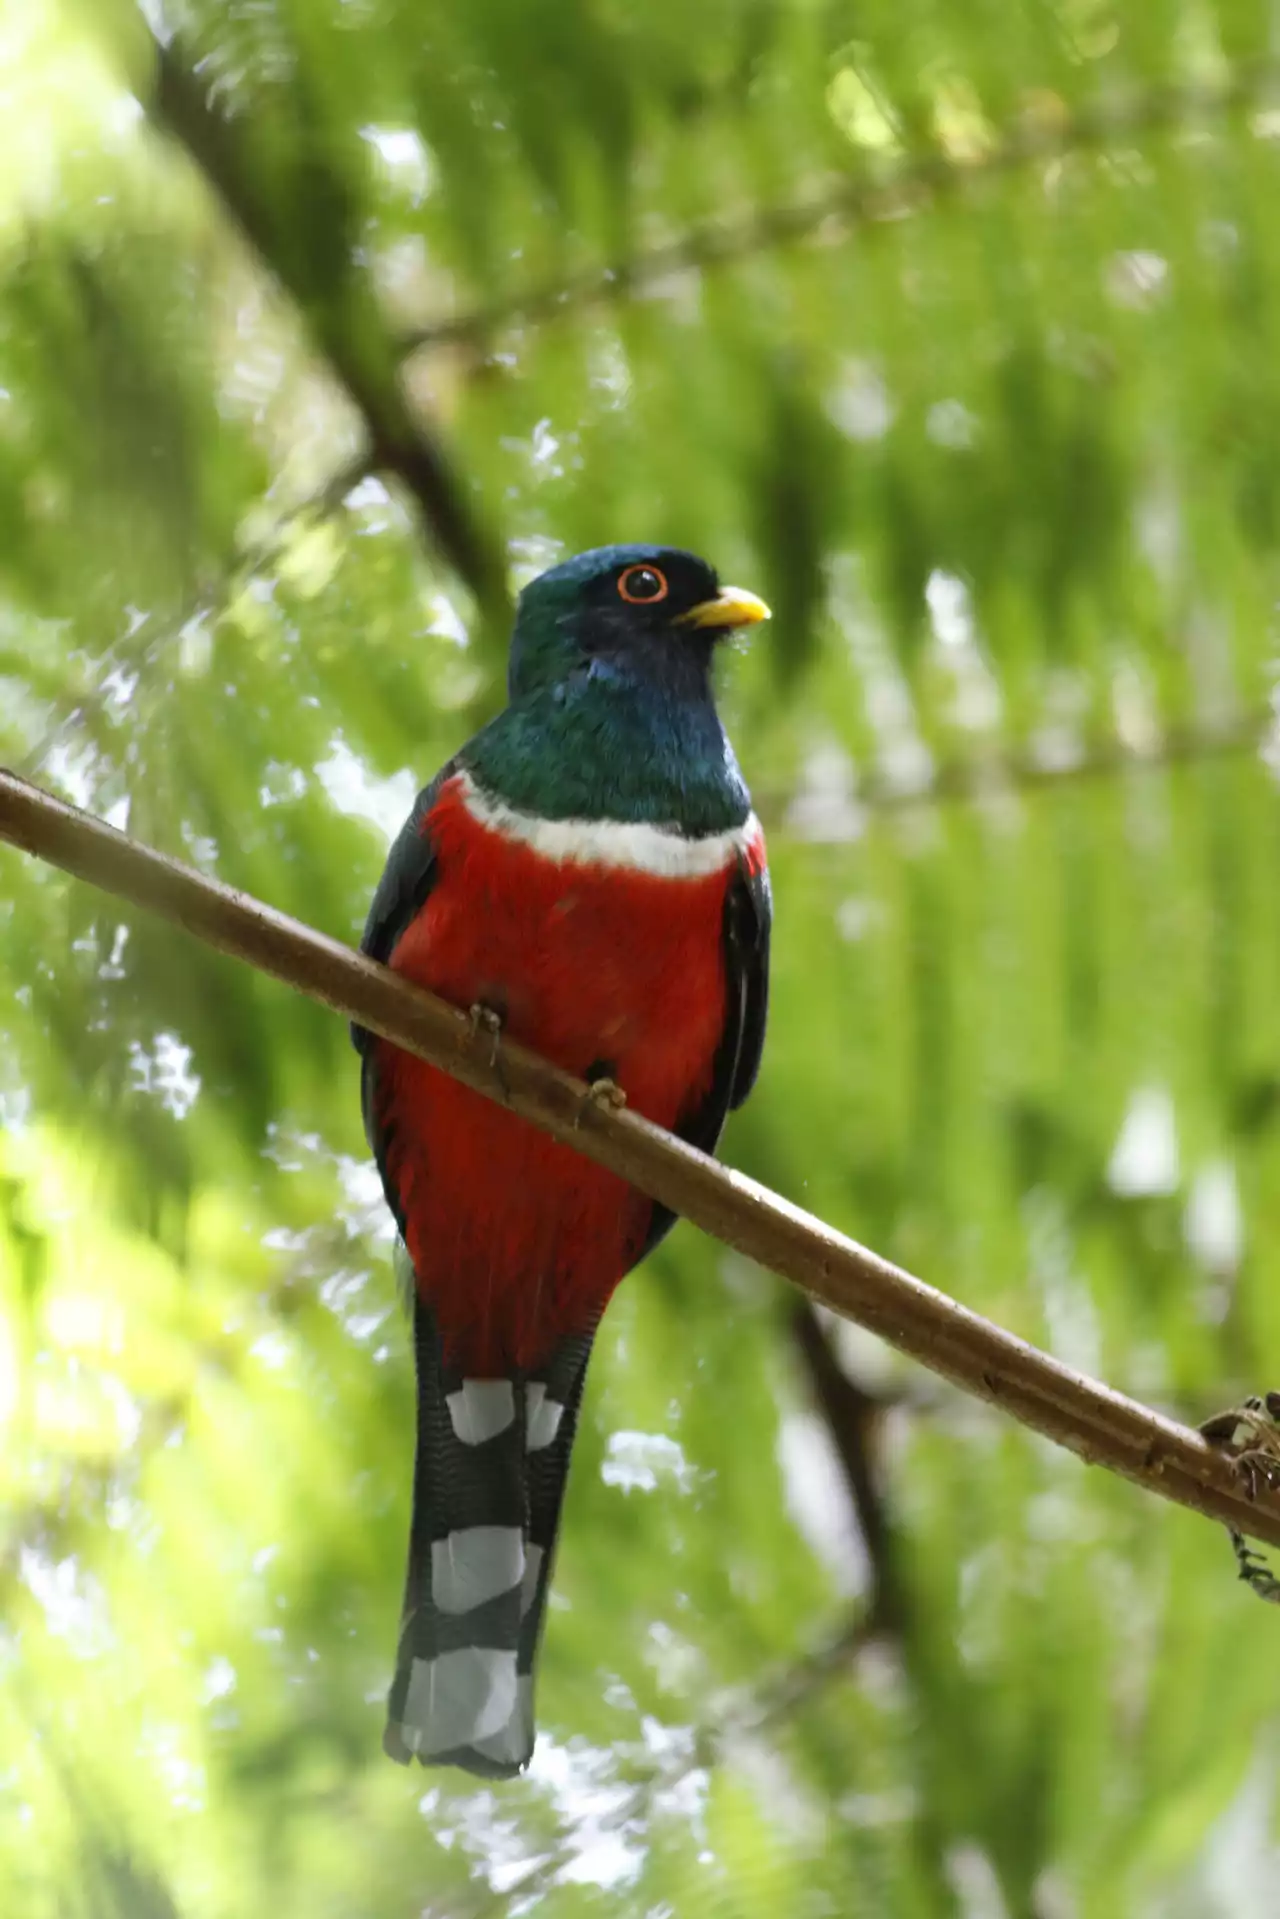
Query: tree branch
[[766, 708, 1274, 835], [142, 31, 509, 623], [790, 1301, 902, 1634], [402, 60, 1280, 355], [0, 765, 1275, 1547]]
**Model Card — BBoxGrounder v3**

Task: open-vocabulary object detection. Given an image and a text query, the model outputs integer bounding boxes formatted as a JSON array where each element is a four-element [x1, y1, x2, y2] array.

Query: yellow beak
[[677, 585, 771, 631]]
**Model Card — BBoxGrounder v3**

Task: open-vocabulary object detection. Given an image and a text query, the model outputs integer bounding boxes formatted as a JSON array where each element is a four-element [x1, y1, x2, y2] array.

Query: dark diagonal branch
[[143, 33, 508, 622], [403, 60, 1280, 355], [790, 1301, 901, 1635], [1, 769, 1276, 1551]]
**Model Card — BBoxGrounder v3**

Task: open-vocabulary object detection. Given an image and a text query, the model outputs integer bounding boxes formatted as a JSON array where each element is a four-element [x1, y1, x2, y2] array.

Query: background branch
[[541, 1298, 910, 1900], [144, 33, 509, 623], [448, 1599, 882, 1916], [15, 450, 373, 782], [790, 1300, 902, 1635], [402, 60, 1280, 356], [0, 765, 1274, 1548], [768, 708, 1275, 834]]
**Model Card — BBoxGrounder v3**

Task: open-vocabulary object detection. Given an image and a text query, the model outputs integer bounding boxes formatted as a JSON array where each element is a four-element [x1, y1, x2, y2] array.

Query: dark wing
[[355, 761, 454, 978], [725, 855, 772, 1111], [636, 851, 772, 1264], [353, 763, 453, 1158]]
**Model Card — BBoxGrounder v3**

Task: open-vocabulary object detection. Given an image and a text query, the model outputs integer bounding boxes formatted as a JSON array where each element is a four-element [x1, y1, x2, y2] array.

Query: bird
[[354, 543, 772, 1778]]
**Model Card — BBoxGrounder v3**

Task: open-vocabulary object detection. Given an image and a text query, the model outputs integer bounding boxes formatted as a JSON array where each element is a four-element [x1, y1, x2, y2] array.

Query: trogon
[[355, 545, 771, 1778]]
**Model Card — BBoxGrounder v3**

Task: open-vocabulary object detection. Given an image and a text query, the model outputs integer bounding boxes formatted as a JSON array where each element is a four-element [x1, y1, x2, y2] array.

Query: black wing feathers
[[726, 855, 772, 1110], [354, 764, 451, 1167], [637, 850, 772, 1263], [354, 763, 451, 998]]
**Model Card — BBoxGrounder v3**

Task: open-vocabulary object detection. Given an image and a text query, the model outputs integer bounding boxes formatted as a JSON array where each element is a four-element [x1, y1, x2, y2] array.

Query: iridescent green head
[[508, 545, 769, 703], [465, 544, 768, 832]]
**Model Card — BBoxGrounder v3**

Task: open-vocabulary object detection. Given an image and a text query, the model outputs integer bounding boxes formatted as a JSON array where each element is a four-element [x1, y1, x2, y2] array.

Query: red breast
[[370, 776, 761, 1371]]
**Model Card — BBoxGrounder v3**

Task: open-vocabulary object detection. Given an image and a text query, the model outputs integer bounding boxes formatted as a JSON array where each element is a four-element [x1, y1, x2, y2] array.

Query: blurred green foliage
[[3, 1, 1280, 1913]]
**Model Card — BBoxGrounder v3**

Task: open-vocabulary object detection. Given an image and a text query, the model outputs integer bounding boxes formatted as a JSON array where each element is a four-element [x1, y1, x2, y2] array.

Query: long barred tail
[[384, 1295, 596, 1777]]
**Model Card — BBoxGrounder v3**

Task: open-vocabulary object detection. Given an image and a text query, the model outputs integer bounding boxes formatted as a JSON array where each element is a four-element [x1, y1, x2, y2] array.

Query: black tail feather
[[385, 1294, 597, 1778]]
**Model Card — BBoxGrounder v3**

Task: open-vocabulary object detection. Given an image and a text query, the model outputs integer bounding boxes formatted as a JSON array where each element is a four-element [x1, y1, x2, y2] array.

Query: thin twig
[[16, 452, 374, 781], [470, 1316, 894, 1912], [768, 708, 1276, 834], [456, 1607, 883, 1916], [0, 768, 1276, 1550], [732, 1607, 881, 1738], [402, 60, 1280, 355], [142, 33, 509, 621]]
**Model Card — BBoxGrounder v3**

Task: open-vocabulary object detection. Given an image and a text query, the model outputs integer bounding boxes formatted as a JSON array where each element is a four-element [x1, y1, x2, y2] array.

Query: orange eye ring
[[617, 564, 669, 605]]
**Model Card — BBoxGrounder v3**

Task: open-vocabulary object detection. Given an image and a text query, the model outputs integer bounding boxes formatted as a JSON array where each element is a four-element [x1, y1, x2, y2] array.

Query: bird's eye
[[617, 564, 669, 605]]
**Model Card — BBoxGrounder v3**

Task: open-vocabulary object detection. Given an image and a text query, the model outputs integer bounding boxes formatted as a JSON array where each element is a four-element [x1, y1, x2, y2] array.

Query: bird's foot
[[1200, 1392, 1280, 1605], [466, 1001, 509, 1101], [575, 1075, 627, 1129], [1201, 1392, 1280, 1498]]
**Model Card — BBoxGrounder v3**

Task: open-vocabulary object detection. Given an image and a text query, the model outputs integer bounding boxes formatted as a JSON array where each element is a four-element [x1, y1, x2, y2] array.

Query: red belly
[[371, 778, 735, 1372]]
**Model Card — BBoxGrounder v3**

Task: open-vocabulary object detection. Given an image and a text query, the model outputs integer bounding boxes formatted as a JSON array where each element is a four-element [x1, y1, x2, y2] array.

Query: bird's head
[[508, 545, 769, 704]]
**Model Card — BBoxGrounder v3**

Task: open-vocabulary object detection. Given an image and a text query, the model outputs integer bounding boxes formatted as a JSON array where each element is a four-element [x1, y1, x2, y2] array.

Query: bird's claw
[[1200, 1392, 1280, 1604], [1200, 1393, 1280, 1487], [466, 1002, 509, 1100], [575, 1076, 627, 1129]]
